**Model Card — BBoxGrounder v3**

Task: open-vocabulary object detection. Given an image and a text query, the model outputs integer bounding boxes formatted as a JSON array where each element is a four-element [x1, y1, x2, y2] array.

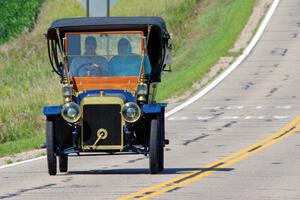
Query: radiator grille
[[82, 104, 122, 147]]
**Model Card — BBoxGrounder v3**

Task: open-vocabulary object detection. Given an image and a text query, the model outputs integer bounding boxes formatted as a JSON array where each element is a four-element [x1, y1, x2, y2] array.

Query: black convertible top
[[47, 17, 168, 39], [46, 17, 171, 82]]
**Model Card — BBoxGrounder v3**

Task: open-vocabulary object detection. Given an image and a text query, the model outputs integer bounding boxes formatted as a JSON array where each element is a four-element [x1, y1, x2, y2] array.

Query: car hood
[[76, 89, 135, 104]]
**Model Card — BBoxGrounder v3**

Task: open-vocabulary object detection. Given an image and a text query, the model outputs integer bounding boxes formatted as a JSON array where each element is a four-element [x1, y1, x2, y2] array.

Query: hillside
[[0, 0, 44, 44], [0, 0, 84, 156], [112, 0, 256, 100], [0, 0, 256, 157]]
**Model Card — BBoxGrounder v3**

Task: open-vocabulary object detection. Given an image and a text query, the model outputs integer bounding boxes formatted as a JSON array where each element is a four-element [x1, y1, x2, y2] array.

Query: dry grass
[[112, 0, 186, 16]]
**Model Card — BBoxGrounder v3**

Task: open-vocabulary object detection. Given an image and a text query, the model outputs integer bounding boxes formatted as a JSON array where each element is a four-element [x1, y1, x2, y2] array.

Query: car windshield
[[66, 32, 150, 78]]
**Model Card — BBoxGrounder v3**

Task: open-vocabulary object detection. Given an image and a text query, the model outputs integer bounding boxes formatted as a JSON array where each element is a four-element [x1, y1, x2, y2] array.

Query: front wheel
[[149, 119, 164, 174], [46, 120, 57, 175]]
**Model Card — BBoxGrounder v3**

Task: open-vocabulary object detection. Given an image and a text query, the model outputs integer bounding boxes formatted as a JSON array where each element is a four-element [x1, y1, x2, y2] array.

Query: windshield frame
[[64, 31, 145, 78]]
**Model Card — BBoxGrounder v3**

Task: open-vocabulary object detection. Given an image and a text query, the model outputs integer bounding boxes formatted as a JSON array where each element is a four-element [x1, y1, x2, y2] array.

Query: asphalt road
[[1, 0, 300, 199]]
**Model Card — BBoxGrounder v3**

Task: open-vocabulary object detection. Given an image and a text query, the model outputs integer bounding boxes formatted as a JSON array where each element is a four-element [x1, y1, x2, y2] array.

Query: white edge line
[[165, 0, 280, 118], [0, 156, 46, 170], [0, 0, 280, 170]]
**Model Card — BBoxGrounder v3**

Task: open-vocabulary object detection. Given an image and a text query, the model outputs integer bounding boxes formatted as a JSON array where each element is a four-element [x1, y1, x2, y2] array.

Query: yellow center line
[[118, 115, 300, 200]]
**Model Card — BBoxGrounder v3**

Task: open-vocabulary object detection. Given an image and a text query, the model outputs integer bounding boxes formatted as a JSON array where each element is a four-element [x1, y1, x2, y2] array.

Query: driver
[[69, 36, 108, 77]]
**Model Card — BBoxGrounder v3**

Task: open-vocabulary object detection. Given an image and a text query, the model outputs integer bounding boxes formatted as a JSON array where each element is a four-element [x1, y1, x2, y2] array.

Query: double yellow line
[[118, 115, 300, 200]]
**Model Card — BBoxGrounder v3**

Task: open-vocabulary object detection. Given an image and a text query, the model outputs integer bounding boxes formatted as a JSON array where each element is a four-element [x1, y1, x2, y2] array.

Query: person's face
[[85, 40, 97, 54], [119, 42, 129, 54]]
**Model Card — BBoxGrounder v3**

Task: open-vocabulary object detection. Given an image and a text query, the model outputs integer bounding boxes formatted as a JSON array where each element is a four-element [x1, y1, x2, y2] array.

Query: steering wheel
[[77, 63, 107, 77]]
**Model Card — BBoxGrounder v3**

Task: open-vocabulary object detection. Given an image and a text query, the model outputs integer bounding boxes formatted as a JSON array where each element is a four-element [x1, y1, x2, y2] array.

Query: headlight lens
[[121, 102, 141, 123], [137, 84, 148, 96], [61, 102, 81, 123]]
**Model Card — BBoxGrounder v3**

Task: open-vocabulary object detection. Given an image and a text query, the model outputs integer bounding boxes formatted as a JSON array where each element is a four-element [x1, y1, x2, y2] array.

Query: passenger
[[109, 38, 151, 76], [69, 36, 108, 77]]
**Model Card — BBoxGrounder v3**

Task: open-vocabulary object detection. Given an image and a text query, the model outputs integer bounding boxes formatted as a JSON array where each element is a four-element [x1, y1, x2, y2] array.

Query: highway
[[1, 0, 300, 199]]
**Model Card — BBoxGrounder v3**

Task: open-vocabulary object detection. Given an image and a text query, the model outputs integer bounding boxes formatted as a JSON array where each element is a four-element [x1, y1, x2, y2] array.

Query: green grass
[[0, 134, 44, 157], [0, 0, 84, 156], [0, 0, 45, 44], [0, 0, 256, 157], [5, 159, 13, 165], [157, 0, 256, 100], [112, 0, 256, 100]]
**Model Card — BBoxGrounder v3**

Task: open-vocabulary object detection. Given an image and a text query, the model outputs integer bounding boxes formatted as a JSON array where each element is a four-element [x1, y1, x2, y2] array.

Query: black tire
[[158, 136, 164, 172], [158, 113, 165, 172], [149, 119, 163, 174], [59, 155, 68, 173], [46, 120, 57, 175]]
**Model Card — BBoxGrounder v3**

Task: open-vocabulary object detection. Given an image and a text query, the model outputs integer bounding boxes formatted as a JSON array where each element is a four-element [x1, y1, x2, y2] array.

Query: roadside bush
[[0, 0, 44, 44]]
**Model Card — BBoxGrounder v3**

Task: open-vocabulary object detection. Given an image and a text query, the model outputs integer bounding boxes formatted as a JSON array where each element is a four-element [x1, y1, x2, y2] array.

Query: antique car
[[43, 17, 172, 175]]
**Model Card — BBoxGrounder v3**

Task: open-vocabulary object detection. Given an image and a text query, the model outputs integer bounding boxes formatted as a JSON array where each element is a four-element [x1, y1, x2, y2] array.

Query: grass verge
[[0, 134, 44, 157], [0, 0, 84, 157], [159, 0, 256, 100], [113, 0, 256, 100]]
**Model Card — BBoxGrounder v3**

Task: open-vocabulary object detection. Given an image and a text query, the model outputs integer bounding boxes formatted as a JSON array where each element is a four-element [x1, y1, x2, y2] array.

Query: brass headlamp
[[61, 102, 81, 123], [137, 74, 148, 102], [62, 78, 73, 103]]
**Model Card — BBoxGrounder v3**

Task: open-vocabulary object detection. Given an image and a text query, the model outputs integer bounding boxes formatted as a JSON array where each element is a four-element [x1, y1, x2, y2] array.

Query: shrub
[[0, 0, 44, 44]]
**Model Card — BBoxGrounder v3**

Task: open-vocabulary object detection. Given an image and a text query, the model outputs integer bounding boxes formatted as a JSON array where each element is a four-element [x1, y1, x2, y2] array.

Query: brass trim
[[137, 95, 147, 102], [82, 145, 123, 150], [61, 102, 81, 123], [121, 102, 142, 123], [97, 128, 108, 139], [80, 96, 124, 105], [80, 96, 124, 150], [62, 79, 73, 103], [136, 74, 148, 103], [92, 128, 108, 149]]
